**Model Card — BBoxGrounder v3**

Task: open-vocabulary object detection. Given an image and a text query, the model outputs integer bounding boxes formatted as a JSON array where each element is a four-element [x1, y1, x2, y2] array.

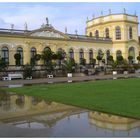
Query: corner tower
[[86, 13, 140, 62]]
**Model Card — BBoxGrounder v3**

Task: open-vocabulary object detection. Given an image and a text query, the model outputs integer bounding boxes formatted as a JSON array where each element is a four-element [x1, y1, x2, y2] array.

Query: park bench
[[47, 75, 53, 78], [3, 73, 23, 80]]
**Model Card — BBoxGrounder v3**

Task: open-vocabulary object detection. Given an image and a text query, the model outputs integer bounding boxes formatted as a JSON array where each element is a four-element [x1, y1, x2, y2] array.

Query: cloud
[[0, 2, 138, 35], [0, 3, 88, 34]]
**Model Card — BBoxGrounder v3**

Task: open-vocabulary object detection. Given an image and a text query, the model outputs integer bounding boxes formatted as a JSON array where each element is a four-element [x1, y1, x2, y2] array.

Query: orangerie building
[[0, 12, 140, 68]]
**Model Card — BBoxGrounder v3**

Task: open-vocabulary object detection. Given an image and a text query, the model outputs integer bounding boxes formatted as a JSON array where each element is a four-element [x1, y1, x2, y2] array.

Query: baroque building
[[0, 12, 139, 66]]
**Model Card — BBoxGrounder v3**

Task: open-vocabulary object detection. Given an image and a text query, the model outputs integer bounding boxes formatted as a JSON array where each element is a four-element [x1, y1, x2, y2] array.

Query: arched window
[[44, 47, 51, 52], [69, 49, 74, 59], [116, 50, 122, 59], [2, 47, 9, 63], [98, 50, 103, 57], [129, 27, 133, 39], [17, 47, 23, 65], [95, 30, 99, 38], [116, 26, 121, 40], [106, 50, 110, 60], [79, 49, 84, 63], [30, 47, 36, 59], [128, 47, 135, 58], [89, 32, 92, 37], [105, 28, 109, 38], [57, 48, 66, 58], [89, 50, 93, 63]]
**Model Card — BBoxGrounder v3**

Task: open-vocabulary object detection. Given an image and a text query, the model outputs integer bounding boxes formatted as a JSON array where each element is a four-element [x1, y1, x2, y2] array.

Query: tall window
[[79, 49, 84, 63], [129, 27, 133, 39], [116, 50, 122, 59], [128, 47, 135, 58], [17, 47, 23, 65], [89, 32, 92, 37], [95, 30, 99, 38], [89, 50, 93, 63], [105, 28, 109, 38], [30, 47, 36, 59], [116, 26, 121, 40], [2, 47, 9, 64], [69, 49, 74, 59]]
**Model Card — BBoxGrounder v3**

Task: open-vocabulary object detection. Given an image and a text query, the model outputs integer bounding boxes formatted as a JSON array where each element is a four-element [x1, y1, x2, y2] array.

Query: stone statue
[[65, 27, 67, 34], [124, 8, 126, 14], [109, 9, 111, 14], [101, 11, 103, 16], [24, 22, 28, 30], [11, 24, 14, 30], [46, 17, 49, 25], [134, 11, 137, 16], [75, 29, 78, 35], [87, 16, 89, 21]]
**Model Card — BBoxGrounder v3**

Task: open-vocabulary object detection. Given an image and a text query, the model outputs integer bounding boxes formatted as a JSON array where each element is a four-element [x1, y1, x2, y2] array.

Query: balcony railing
[[67, 33, 112, 42]]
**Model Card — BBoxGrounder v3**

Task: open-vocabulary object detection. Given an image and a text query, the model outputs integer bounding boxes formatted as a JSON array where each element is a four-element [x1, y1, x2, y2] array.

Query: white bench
[[2, 77, 9, 81], [47, 75, 53, 78], [8, 73, 23, 80]]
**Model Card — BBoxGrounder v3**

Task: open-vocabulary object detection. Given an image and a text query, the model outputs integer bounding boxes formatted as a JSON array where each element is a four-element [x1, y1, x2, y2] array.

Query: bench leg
[[8, 77, 11, 80]]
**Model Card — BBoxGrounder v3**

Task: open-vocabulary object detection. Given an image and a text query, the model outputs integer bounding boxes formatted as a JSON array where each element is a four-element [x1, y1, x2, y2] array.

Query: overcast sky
[[0, 2, 140, 35]]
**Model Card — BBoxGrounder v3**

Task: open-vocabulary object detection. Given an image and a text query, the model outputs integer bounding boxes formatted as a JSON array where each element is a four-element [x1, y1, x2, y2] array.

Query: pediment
[[29, 27, 69, 39]]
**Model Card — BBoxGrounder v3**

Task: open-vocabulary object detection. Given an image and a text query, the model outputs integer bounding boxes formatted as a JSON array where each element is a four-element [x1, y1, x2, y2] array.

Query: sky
[[0, 2, 140, 35]]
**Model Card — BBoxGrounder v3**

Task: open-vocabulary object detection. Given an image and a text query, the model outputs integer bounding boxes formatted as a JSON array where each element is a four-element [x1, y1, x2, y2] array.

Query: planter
[[67, 73, 72, 83], [67, 73, 72, 78], [113, 71, 117, 75], [113, 71, 117, 80], [123, 71, 128, 75]]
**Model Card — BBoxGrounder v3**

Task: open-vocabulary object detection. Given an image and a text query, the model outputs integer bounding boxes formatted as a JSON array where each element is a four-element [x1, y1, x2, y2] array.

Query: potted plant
[[14, 53, 21, 67], [63, 58, 76, 77], [128, 56, 133, 64]]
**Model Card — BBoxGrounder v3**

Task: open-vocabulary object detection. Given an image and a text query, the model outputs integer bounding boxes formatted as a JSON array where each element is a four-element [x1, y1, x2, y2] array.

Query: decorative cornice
[[86, 20, 139, 30]]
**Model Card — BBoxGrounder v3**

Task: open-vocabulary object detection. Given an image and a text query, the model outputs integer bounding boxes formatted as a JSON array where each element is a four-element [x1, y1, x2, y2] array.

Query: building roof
[[0, 24, 112, 43]]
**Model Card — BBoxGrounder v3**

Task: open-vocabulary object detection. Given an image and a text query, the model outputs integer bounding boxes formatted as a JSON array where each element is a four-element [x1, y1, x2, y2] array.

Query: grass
[[3, 78, 140, 119]]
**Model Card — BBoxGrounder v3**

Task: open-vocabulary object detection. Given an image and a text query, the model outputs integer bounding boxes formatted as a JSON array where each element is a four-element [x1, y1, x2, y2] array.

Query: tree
[[90, 58, 96, 68], [96, 55, 103, 65], [128, 56, 133, 64], [117, 55, 124, 64], [52, 53, 58, 60], [56, 51, 65, 66], [107, 55, 114, 65], [30, 54, 41, 67], [34, 54, 41, 61], [80, 58, 86, 66], [14, 53, 21, 66], [0, 57, 7, 71], [42, 49, 53, 64], [62, 58, 76, 73], [23, 63, 33, 79]]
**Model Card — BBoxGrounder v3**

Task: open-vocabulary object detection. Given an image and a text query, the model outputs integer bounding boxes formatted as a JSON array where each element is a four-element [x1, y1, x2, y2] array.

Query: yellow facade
[[86, 13, 140, 61], [0, 12, 139, 66]]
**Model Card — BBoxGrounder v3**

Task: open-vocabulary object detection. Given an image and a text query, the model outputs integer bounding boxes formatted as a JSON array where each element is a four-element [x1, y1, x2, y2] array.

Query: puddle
[[0, 92, 139, 137]]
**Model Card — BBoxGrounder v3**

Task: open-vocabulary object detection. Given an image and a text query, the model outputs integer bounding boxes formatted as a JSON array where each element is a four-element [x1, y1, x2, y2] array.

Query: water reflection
[[0, 92, 140, 137]]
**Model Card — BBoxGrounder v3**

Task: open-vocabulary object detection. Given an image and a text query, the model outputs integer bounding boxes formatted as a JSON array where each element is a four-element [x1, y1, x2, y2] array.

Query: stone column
[[75, 48, 79, 64], [84, 49, 89, 64], [23, 42, 30, 65], [9, 45, 16, 65]]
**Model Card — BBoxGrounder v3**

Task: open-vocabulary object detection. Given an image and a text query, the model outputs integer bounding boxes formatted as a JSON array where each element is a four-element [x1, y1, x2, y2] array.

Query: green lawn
[[3, 78, 140, 119]]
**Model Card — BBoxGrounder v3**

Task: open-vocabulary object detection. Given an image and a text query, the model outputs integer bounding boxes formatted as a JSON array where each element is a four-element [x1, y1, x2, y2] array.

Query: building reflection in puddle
[[0, 92, 140, 137]]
